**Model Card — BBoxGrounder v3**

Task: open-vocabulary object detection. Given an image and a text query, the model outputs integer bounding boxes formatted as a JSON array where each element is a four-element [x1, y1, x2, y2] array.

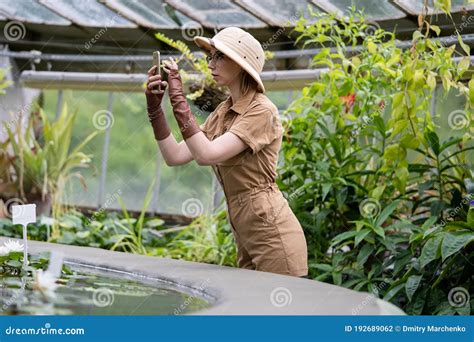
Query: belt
[[225, 182, 279, 203]]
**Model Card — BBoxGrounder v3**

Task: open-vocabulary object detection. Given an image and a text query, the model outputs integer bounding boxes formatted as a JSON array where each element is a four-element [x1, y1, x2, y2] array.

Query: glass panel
[[266, 90, 302, 111], [237, 0, 323, 26], [435, 84, 469, 142], [43, 89, 106, 209], [168, 0, 266, 27], [174, 11, 200, 25], [181, 0, 235, 11], [39, 0, 135, 28], [394, 0, 474, 15], [201, 11, 264, 27], [105, 0, 179, 28], [158, 157, 213, 216], [314, 0, 406, 19], [43, 89, 213, 214], [156, 100, 213, 215], [433, 83, 474, 171], [0, 0, 70, 25]]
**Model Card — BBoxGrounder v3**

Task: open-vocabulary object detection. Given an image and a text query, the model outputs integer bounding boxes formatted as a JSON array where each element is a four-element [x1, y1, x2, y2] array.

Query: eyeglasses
[[206, 51, 225, 64]]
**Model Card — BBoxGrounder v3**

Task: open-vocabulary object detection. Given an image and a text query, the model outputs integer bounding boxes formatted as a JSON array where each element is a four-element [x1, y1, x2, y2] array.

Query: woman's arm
[[185, 131, 247, 165], [157, 130, 247, 166], [156, 133, 194, 166], [161, 58, 249, 166], [145, 65, 194, 166]]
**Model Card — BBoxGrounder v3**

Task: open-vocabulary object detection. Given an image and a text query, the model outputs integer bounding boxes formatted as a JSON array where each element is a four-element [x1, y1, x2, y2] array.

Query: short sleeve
[[199, 122, 206, 134], [229, 106, 281, 154], [199, 101, 227, 139], [199, 114, 212, 138]]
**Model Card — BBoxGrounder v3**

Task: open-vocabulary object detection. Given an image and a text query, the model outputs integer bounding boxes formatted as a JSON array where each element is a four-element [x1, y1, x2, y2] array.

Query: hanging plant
[[154, 32, 228, 112], [154, 32, 273, 112]]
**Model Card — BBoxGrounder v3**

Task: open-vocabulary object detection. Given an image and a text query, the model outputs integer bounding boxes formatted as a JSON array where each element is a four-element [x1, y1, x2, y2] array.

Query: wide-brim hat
[[194, 27, 265, 93]]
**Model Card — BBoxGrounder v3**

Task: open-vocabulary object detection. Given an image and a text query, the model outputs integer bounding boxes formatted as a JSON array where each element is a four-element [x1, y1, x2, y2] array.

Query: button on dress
[[199, 88, 308, 277]]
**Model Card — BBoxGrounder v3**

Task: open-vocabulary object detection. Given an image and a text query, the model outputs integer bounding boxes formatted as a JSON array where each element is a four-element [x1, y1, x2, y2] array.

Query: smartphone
[[152, 51, 161, 94]]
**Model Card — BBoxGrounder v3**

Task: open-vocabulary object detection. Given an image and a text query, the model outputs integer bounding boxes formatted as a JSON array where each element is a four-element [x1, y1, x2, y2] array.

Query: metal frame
[[97, 92, 114, 207], [20, 51, 473, 213], [38, 0, 136, 28], [393, 0, 474, 16], [19, 69, 323, 92], [103, 0, 179, 29], [0, 1, 71, 25], [1, 0, 472, 34], [234, 0, 323, 26], [5, 28, 474, 64], [164, 0, 267, 29], [312, 0, 407, 20]]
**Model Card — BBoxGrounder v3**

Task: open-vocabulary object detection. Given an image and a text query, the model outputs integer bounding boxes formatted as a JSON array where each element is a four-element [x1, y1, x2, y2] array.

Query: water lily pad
[[5, 260, 22, 267], [76, 231, 90, 239]]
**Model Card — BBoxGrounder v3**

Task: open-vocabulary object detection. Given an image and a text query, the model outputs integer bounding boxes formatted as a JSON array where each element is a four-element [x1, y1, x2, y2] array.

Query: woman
[[145, 27, 308, 278]]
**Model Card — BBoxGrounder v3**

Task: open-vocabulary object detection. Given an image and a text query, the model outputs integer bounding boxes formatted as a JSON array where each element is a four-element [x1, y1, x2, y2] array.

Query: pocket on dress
[[250, 191, 277, 226]]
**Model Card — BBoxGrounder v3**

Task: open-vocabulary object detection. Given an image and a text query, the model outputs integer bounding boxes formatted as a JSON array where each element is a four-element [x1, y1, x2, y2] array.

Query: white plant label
[[11, 204, 36, 267], [12, 204, 36, 226]]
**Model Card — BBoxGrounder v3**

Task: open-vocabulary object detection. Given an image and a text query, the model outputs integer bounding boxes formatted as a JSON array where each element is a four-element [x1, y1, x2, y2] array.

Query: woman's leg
[[236, 243, 254, 270], [232, 190, 308, 277]]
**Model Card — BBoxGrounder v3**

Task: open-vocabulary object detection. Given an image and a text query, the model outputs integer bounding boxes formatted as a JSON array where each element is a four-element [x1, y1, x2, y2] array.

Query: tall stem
[[22, 224, 28, 268]]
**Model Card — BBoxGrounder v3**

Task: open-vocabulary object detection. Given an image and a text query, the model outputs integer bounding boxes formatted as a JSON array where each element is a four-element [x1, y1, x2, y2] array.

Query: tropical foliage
[[277, 9, 473, 314]]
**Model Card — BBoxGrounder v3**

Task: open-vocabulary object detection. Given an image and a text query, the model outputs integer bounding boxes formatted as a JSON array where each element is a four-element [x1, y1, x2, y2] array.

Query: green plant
[[108, 180, 157, 254], [0, 246, 71, 278], [154, 32, 228, 110], [153, 209, 236, 267], [315, 199, 473, 314], [0, 68, 14, 210], [0, 139, 16, 198], [0, 67, 12, 95], [0, 195, 231, 267], [4, 103, 98, 229], [154, 32, 273, 111], [279, 8, 473, 314]]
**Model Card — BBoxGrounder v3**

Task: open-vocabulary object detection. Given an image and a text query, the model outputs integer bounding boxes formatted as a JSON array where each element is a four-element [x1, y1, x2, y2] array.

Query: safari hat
[[194, 27, 265, 93]]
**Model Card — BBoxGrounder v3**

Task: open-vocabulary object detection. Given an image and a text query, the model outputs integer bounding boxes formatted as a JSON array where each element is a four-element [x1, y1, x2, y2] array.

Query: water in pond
[[0, 264, 212, 315]]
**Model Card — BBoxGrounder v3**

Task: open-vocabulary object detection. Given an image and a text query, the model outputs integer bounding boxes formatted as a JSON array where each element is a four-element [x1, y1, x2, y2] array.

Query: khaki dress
[[200, 88, 308, 277]]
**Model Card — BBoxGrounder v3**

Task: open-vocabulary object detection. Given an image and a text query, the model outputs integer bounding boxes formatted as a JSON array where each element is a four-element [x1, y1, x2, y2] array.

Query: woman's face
[[207, 47, 242, 87]]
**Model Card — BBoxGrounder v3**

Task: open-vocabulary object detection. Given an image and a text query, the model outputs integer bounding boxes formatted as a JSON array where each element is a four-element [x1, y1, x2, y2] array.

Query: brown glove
[[167, 69, 201, 140], [145, 66, 171, 141]]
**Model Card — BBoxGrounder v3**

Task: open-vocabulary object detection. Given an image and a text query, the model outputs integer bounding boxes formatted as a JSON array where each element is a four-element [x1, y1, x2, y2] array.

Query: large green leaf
[[330, 231, 359, 247], [419, 234, 443, 268], [375, 200, 400, 226], [469, 78, 474, 107], [405, 275, 422, 302], [356, 243, 374, 267], [425, 130, 440, 156], [441, 232, 474, 261], [422, 216, 441, 238], [355, 228, 371, 247], [383, 283, 405, 302]]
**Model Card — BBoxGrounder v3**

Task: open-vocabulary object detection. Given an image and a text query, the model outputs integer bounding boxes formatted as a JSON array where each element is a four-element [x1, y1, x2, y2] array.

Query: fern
[[154, 32, 195, 62], [154, 32, 273, 105]]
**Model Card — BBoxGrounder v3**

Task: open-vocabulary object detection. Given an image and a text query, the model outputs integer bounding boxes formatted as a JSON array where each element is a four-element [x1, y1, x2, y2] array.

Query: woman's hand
[[162, 58, 201, 140], [162, 58, 184, 100], [146, 65, 168, 103], [145, 65, 171, 141], [162, 58, 179, 74]]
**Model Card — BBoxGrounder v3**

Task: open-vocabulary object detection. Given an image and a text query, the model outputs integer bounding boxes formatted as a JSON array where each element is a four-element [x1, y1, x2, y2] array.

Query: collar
[[222, 88, 257, 115]]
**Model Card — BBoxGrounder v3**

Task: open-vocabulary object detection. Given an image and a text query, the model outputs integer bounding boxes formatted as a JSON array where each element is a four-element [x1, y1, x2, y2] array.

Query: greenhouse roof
[[0, 0, 473, 83], [0, 0, 473, 29]]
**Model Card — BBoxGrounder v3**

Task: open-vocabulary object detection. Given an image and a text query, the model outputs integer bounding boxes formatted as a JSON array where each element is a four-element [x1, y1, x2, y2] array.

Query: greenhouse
[[0, 0, 473, 332]]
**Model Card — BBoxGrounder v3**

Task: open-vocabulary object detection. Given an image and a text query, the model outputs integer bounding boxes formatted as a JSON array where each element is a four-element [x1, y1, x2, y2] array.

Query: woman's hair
[[240, 69, 259, 95]]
